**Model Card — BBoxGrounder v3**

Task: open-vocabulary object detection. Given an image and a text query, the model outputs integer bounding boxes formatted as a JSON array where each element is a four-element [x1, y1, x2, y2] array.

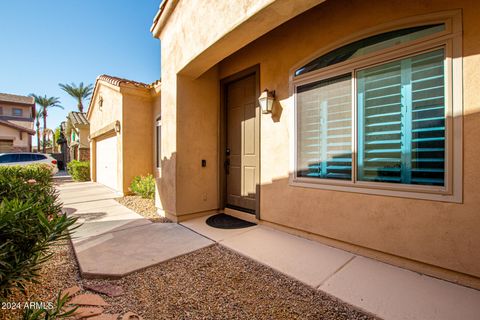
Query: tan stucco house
[[149, 0, 480, 289], [65, 111, 90, 162], [0, 93, 35, 152], [87, 75, 161, 195]]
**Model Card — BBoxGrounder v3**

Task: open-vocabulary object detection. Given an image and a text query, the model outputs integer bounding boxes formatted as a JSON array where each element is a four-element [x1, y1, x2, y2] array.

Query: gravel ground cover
[[1, 243, 378, 320], [116, 196, 171, 223]]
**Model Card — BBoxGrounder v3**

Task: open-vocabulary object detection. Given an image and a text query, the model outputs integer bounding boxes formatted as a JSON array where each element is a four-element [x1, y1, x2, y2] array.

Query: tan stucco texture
[[155, 0, 480, 286], [88, 80, 158, 194]]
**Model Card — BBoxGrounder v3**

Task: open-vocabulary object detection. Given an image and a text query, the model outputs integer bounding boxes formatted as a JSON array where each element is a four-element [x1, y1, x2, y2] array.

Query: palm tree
[[59, 82, 93, 113], [35, 110, 43, 152], [42, 128, 55, 152], [30, 94, 63, 153]]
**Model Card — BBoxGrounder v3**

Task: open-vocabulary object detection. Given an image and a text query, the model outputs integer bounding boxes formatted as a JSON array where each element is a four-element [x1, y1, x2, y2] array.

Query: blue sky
[[0, 1, 160, 145]]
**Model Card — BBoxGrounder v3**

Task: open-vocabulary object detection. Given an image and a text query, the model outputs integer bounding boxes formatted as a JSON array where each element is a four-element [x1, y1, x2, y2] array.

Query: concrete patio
[[59, 182, 213, 279], [182, 214, 480, 320]]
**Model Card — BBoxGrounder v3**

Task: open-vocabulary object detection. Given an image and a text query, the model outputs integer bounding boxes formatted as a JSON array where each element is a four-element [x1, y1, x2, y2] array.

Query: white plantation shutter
[[297, 74, 352, 180], [357, 49, 445, 186]]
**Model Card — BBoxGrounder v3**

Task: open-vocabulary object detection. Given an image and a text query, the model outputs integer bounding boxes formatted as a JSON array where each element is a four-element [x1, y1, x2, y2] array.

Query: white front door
[[96, 135, 118, 191]]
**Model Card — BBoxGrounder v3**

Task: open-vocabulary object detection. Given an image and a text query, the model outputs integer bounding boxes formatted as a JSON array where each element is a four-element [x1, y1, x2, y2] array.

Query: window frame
[[155, 117, 162, 169], [289, 11, 462, 203], [12, 108, 23, 117]]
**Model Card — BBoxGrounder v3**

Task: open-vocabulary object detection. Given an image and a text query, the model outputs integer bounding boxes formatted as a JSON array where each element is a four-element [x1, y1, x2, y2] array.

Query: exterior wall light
[[114, 120, 121, 133], [258, 89, 275, 114], [98, 96, 104, 111]]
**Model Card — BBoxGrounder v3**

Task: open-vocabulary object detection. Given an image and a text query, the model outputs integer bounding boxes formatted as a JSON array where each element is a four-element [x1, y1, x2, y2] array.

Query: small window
[[12, 108, 23, 117], [156, 117, 161, 168]]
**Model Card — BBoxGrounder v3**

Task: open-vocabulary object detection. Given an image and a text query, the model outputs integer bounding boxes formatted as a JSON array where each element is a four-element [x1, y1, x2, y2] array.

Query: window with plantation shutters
[[357, 49, 445, 186], [297, 74, 352, 180], [292, 16, 462, 201]]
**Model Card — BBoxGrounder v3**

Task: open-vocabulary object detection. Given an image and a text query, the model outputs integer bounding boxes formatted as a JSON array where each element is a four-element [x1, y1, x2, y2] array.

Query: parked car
[[0, 153, 59, 174]]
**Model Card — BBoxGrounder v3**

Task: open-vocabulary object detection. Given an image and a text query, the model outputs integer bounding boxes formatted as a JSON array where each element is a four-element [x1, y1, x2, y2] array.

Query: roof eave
[[150, 0, 179, 38], [0, 120, 36, 135]]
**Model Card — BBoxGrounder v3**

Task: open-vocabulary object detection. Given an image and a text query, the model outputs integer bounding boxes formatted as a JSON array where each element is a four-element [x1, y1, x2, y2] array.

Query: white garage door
[[96, 136, 118, 191]]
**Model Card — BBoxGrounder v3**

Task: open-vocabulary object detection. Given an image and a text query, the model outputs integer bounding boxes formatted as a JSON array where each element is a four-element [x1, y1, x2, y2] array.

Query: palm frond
[[58, 82, 93, 112]]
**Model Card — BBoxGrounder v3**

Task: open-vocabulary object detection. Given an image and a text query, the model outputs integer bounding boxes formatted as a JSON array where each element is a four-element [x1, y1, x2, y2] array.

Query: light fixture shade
[[259, 89, 275, 114]]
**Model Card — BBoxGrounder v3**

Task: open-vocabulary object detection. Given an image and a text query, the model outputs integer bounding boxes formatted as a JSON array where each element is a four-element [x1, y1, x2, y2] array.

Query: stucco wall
[[216, 0, 480, 281], [156, 0, 322, 218], [89, 84, 123, 132], [176, 67, 220, 215], [121, 89, 154, 194], [77, 127, 90, 149], [88, 81, 156, 194], [0, 104, 33, 119], [155, 0, 480, 286], [156, 0, 323, 77], [88, 83, 123, 192], [0, 124, 29, 149], [151, 86, 163, 210]]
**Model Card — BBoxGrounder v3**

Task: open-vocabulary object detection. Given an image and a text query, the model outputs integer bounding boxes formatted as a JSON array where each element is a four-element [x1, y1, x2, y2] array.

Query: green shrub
[[0, 164, 58, 214], [67, 160, 90, 181], [0, 164, 77, 298], [129, 174, 155, 199]]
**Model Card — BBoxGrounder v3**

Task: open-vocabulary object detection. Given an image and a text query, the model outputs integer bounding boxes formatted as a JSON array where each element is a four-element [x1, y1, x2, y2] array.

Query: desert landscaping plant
[[66, 160, 90, 182], [0, 165, 77, 298], [129, 174, 155, 199]]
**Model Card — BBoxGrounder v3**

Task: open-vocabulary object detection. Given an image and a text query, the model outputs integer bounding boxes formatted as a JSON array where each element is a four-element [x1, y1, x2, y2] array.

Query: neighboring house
[[0, 93, 35, 152], [150, 1, 480, 289], [64, 112, 90, 162], [87, 75, 161, 195]]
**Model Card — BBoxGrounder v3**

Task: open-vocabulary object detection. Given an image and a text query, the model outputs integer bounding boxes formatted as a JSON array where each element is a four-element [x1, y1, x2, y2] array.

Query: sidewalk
[[182, 215, 480, 320], [58, 182, 213, 278]]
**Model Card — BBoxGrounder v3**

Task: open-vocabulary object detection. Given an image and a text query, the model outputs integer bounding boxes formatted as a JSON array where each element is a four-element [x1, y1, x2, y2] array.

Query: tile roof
[[97, 74, 151, 89], [68, 111, 89, 126], [0, 93, 35, 105], [86, 75, 161, 120], [0, 119, 36, 135]]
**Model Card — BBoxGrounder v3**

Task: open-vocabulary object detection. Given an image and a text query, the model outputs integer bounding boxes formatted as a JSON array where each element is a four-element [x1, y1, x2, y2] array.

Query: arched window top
[[295, 24, 444, 76]]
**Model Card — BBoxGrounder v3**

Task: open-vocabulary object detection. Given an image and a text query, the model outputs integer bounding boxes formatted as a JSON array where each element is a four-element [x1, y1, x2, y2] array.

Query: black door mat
[[206, 213, 256, 229]]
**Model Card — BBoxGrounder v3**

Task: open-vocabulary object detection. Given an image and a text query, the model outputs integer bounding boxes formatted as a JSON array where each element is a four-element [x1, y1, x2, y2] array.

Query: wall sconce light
[[98, 96, 104, 111], [258, 89, 275, 114], [114, 120, 121, 133]]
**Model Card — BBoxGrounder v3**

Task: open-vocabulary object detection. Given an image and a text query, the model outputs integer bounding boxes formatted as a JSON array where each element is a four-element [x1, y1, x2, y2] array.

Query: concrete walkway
[[182, 215, 480, 320], [59, 182, 213, 279]]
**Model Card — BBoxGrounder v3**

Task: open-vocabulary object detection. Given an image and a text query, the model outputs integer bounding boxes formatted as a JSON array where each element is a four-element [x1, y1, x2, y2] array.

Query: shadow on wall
[[155, 152, 177, 215]]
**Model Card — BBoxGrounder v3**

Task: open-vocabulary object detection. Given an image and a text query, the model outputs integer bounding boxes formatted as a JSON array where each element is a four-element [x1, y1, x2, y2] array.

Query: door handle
[[224, 159, 230, 175]]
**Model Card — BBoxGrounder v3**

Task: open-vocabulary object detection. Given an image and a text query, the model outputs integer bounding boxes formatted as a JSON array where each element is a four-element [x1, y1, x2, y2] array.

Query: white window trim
[[155, 117, 162, 170], [289, 10, 463, 203]]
